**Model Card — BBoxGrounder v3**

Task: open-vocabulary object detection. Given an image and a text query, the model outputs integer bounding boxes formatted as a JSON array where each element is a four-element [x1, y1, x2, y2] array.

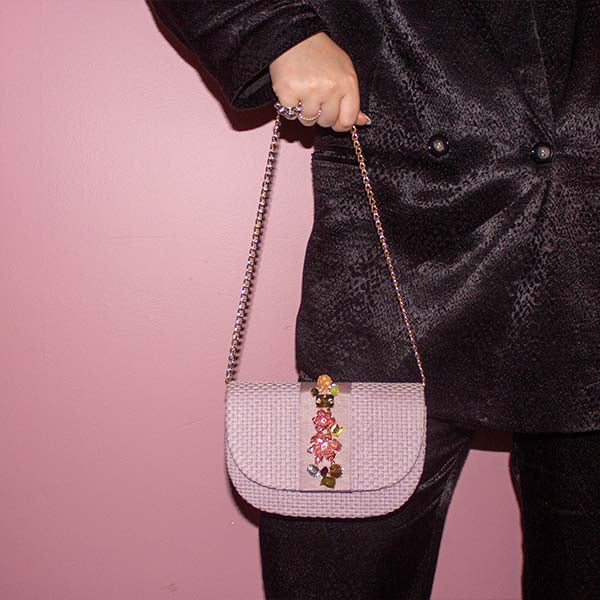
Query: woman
[[149, 1, 600, 598]]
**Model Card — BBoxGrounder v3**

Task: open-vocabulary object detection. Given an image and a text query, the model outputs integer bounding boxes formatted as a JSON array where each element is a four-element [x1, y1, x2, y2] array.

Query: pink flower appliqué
[[307, 431, 342, 464], [312, 409, 336, 432]]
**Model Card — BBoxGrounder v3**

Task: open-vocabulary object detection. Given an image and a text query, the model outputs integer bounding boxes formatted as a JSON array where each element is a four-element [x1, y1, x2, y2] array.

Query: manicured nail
[[364, 114, 372, 125]]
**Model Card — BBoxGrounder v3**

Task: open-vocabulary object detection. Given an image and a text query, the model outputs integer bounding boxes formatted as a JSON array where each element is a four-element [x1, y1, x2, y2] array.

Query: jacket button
[[531, 142, 554, 163], [427, 134, 449, 157]]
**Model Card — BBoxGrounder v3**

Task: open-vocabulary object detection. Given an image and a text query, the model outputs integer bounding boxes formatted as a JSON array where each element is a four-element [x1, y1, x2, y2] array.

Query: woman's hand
[[268, 32, 371, 131]]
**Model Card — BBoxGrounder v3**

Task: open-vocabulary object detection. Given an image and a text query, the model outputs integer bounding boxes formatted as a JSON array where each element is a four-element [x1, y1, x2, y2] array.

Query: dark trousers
[[259, 416, 600, 599]]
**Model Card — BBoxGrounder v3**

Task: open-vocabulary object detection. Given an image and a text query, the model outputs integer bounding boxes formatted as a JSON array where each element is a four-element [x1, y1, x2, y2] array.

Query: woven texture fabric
[[225, 381, 426, 518]]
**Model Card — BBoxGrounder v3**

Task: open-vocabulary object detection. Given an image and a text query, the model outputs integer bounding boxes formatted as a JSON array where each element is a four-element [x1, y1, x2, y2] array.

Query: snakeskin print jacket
[[149, 1, 600, 433]]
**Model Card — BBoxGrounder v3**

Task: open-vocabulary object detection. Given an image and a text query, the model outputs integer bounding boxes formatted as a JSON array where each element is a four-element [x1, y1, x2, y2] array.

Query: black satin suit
[[149, 0, 600, 433], [149, 2, 600, 598]]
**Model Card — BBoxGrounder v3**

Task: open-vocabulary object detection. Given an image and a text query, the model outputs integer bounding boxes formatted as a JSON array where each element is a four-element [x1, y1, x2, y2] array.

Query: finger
[[296, 98, 323, 128], [275, 92, 301, 119], [313, 93, 340, 129], [357, 112, 372, 126], [332, 85, 360, 132]]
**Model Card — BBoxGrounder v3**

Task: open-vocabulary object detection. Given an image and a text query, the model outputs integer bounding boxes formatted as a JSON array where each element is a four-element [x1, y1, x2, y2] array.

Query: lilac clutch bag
[[224, 107, 427, 518]]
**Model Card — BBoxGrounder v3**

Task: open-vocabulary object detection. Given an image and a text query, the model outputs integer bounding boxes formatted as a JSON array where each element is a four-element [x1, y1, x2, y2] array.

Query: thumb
[[356, 111, 372, 126]]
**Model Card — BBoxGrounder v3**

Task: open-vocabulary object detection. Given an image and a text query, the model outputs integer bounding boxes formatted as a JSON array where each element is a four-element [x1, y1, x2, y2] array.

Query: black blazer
[[149, 1, 600, 433]]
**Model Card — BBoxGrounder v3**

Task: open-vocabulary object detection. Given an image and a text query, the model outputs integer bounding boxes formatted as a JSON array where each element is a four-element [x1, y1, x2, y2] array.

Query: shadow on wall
[[146, 0, 317, 152]]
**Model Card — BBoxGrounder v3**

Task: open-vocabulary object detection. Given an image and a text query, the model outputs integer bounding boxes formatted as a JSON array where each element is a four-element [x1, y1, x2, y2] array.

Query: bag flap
[[225, 381, 426, 492]]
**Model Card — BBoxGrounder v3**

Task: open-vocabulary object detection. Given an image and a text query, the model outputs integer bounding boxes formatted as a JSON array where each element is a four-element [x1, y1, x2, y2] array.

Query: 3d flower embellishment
[[312, 409, 336, 432], [306, 374, 344, 488], [307, 431, 342, 463], [309, 374, 340, 408]]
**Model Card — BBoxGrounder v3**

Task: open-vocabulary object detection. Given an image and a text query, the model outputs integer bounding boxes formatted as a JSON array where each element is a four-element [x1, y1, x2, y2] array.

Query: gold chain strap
[[224, 110, 426, 387]]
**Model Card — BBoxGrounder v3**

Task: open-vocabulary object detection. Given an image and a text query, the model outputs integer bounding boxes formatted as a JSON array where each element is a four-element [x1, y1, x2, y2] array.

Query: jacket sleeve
[[148, 1, 330, 111]]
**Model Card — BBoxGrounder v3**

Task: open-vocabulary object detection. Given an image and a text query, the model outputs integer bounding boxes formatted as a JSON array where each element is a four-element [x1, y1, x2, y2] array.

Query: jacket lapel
[[470, 0, 554, 138]]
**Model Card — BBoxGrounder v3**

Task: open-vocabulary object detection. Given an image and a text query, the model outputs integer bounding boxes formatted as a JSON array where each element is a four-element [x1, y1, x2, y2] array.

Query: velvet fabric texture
[[149, 1, 600, 433]]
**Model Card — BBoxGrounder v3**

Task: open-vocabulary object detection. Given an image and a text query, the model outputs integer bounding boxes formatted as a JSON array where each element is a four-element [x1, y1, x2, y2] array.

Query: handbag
[[224, 105, 427, 518]]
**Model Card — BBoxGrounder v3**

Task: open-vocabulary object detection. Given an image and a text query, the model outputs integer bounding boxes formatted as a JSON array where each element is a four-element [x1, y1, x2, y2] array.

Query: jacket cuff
[[229, 9, 330, 110], [150, 1, 330, 112]]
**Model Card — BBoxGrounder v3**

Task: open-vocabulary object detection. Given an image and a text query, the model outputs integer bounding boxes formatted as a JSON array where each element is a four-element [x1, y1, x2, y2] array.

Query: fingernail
[[364, 114, 372, 125]]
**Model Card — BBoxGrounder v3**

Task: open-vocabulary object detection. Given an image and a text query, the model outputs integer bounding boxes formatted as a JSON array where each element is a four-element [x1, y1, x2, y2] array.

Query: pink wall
[[1, 3, 521, 598]]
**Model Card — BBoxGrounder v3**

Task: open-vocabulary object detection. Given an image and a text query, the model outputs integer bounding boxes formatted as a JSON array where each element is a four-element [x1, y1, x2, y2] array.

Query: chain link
[[225, 111, 426, 387]]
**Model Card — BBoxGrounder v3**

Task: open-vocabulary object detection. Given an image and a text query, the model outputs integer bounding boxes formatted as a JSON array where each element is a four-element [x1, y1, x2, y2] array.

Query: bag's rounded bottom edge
[[225, 441, 426, 519]]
